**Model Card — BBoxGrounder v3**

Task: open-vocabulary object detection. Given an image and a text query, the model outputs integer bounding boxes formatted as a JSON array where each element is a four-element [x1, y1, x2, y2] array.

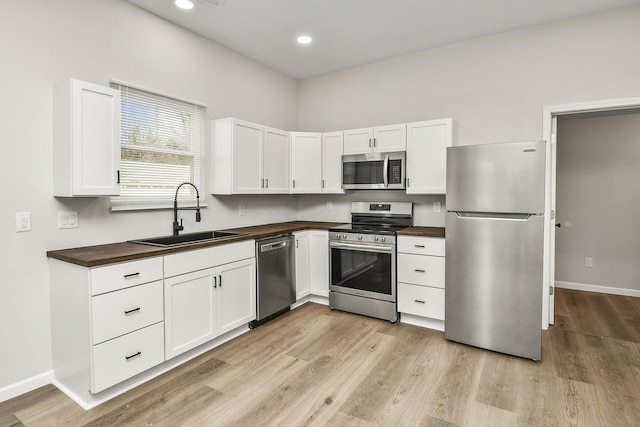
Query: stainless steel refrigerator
[[445, 140, 545, 360]]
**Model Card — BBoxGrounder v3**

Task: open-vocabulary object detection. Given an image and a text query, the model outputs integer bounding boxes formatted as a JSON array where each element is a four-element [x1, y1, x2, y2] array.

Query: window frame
[[108, 80, 207, 211]]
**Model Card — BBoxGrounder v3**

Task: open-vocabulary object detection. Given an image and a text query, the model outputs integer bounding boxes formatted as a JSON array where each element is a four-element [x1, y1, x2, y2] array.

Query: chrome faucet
[[173, 182, 201, 236]]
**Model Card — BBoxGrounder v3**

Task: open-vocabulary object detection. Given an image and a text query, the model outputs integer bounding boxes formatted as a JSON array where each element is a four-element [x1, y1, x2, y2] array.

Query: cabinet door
[[164, 269, 216, 359], [216, 258, 256, 335], [263, 127, 289, 193], [373, 123, 406, 152], [406, 119, 454, 194], [233, 119, 263, 193], [291, 132, 322, 194], [321, 132, 344, 194], [309, 231, 329, 297], [343, 127, 374, 155], [294, 232, 310, 300]]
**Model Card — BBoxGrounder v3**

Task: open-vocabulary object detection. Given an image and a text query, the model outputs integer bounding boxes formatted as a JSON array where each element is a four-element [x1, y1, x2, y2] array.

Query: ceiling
[[126, 0, 639, 80]]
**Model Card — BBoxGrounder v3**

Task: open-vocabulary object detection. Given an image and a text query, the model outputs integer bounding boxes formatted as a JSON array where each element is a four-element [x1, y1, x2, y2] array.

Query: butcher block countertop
[[396, 226, 445, 238], [46, 221, 344, 268]]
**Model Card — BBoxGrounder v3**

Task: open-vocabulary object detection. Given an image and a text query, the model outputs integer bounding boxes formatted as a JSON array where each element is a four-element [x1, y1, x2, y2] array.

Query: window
[[109, 81, 206, 211]]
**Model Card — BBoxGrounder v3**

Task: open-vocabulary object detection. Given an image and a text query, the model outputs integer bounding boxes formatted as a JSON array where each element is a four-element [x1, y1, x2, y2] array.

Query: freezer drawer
[[444, 211, 543, 360]]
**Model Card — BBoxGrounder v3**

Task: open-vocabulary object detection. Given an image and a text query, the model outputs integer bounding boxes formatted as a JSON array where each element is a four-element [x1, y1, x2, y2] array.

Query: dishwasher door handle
[[261, 240, 288, 252]]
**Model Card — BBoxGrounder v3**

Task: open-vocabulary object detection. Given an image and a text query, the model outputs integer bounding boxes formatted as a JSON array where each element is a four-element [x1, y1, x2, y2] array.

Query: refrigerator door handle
[[454, 212, 534, 221]]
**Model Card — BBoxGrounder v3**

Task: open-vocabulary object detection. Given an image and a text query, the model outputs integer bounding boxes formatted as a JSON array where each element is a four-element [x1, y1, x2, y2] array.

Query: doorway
[[543, 97, 640, 329]]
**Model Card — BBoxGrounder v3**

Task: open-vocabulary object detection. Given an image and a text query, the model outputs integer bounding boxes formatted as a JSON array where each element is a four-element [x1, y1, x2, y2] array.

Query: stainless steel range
[[329, 201, 413, 322]]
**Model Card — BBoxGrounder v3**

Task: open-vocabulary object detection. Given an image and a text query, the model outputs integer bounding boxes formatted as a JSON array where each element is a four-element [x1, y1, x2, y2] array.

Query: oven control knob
[[335, 233, 341, 239], [381, 236, 386, 242], [358, 235, 363, 240], [342, 234, 347, 239], [374, 236, 379, 241]]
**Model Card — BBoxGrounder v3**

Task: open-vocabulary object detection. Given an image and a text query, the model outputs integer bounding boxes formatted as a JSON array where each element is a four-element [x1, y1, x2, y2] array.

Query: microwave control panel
[[389, 159, 402, 184]]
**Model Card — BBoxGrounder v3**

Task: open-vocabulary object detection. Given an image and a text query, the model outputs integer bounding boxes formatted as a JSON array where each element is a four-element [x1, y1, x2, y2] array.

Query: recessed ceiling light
[[175, 0, 194, 10], [297, 35, 313, 45]]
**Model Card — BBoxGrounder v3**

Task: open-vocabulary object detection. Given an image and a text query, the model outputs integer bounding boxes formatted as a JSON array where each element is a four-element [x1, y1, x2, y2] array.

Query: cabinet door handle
[[117, 170, 120, 184], [407, 177, 410, 187], [123, 272, 140, 279], [414, 245, 425, 248], [373, 138, 376, 147], [414, 269, 426, 273], [124, 307, 141, 315], [369, 138, 372, 148], [322, 179, 325, 188], [125, 351, 141, 360], [219, 275, 222, 287], [292, 180, 296, 189], [261, 179, 264, 188], [213, 276, 217, 288], [265, 178, 269, 188], [414, 299, 426, 304]]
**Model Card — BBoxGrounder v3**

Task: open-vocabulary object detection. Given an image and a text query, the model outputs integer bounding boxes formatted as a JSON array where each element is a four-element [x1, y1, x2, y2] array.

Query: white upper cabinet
[[263, 127, 290, 193], [211, 118, 289, 194], [321, 131, 344, 194], [343, 123, 406, 155], [406, 118, 456, 194], [290, 132, 323, 194], [53, 79, 121, 197]]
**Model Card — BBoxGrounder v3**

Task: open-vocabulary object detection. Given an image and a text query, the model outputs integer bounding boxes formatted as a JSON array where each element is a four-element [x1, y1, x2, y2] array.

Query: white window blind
[[109, 82, 206, 211]]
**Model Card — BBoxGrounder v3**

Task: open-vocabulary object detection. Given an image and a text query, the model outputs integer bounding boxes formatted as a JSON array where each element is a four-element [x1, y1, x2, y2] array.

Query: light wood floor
[[2, 288, 639, 426]]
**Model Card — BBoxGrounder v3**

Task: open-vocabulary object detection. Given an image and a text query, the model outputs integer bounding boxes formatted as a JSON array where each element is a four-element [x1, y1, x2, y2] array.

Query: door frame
[[542, 96, 640, 329]]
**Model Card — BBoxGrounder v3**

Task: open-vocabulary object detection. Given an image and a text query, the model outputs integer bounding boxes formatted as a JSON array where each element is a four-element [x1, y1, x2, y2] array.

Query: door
[[447, 141, 546, 214], [294, 232, 310, 300], [72, 80, 121, 195], [309, 231, 329, 297], [343, 128, 374, 155], [373, 124, 406, 152], [406, 119, 452, 194], [321, 131, 344, 194], [263, 127, 289, 193], [164, 269, 216, 359], [217, 259, 256, 335], [445, 212, 543, 360], [548, 116, 558, 324], [233, 119, 263, 193], [291, 132, 322, 193]]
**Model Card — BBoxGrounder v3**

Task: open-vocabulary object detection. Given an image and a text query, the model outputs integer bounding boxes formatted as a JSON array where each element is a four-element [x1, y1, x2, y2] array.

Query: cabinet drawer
[[90, 257, 163, 296], [91, 322, 164, 393], [91, 280, 164, 345], [397, 253, 445, 288], [398, 236, 445, 256], [398, 283, 445, 320]]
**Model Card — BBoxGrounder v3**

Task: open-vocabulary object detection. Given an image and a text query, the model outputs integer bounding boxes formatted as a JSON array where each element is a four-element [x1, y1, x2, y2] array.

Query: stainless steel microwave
[[342, 151, 406, 190]]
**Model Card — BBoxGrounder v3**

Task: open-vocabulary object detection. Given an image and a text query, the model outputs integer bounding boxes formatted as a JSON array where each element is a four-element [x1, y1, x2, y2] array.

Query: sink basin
[[129, 231, 242, 247]]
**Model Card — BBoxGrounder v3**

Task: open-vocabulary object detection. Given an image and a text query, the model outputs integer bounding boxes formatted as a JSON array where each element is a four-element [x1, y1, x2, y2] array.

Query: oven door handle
[[330, 242, 394, 253]]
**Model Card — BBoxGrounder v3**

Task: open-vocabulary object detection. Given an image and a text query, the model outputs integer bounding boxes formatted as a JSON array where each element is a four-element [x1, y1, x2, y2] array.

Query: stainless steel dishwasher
[[250, 234, 296, 329]]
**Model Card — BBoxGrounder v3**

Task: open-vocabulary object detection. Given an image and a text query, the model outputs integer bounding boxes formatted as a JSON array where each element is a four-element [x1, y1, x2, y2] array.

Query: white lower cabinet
[[295, 230, 329, 300], [294, 231, 310, 300], [163, 241, 256, 360], [397, 235, 446, 331]]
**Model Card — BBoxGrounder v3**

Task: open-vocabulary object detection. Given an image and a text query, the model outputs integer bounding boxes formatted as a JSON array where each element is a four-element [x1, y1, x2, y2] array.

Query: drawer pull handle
[[414, 245, 425, 248], [414, 269, 426, 273], [124, 307, 141, 315], [125, 351, 141, 361], [124, 272, 140, 279], [415, 299, 426, 304]]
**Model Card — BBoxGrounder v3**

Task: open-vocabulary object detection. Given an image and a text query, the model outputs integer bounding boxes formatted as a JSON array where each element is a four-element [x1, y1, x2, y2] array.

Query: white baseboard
[[555, 281, 640, 297], [400, 313, 445, 332], [0, 370, 53, 404]]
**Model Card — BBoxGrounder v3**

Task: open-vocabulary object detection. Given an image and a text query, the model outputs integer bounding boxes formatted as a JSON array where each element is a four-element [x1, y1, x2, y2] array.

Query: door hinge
[[551, 210, 555, 220], [549, 286, 554, 296]]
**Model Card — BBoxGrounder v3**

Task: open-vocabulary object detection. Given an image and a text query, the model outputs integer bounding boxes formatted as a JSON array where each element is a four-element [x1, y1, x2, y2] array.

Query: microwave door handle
[[383, 154, 389, 187]]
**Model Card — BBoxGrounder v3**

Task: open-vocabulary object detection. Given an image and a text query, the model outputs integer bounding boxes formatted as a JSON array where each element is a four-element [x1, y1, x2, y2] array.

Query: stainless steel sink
[[129, 230, 242, 247]]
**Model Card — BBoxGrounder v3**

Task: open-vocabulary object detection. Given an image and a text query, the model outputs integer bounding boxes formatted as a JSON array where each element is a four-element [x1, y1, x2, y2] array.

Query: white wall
[[556, 112, 640, 292], [0, 0, 298, 391]]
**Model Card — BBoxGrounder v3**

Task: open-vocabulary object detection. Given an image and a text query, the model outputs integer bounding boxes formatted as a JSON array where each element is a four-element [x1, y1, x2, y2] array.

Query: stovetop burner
[[329, 201, 414, 238], [330, 223, 407, 236]]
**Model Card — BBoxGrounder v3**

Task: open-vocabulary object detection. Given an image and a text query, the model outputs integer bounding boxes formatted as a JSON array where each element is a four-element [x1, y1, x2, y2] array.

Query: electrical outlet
[[58, 211, 79, 229], [16, 212, 31, 232], [585, 257, 593, 268], [433, 202, 441, 213], [239, 205, 245, 216]]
